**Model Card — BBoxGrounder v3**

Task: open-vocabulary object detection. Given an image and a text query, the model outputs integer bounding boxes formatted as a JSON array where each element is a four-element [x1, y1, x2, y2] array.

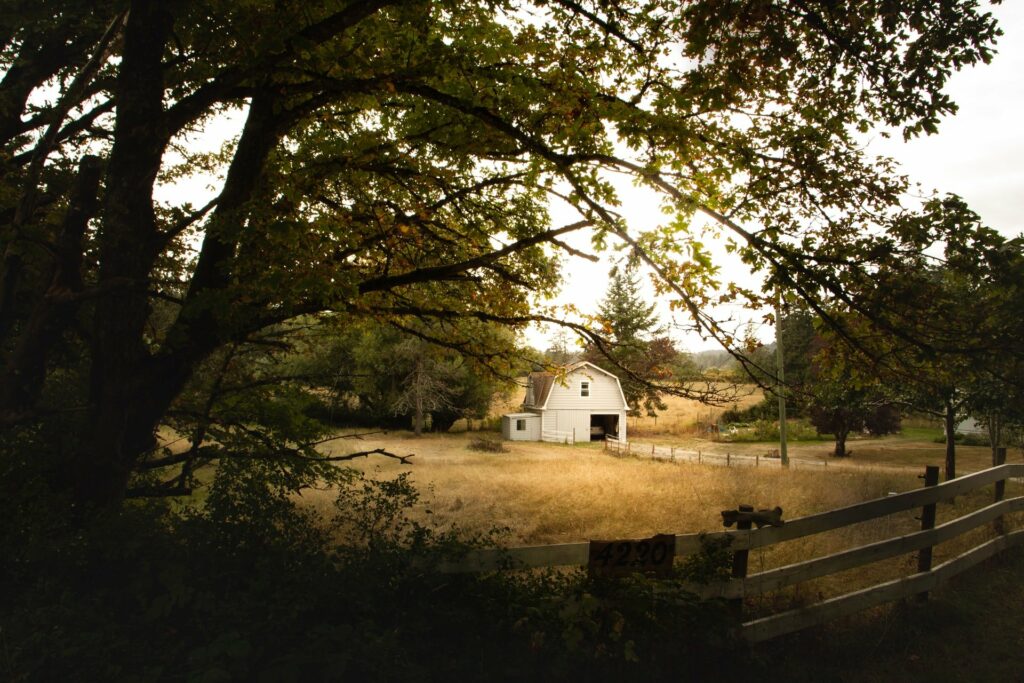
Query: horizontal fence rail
[[609, 440, 810, 469], [438, 463, 1024, 641], [441, 464, 1024, 570], [725, 495, 1024, 601], [742, 529, 1024, 642]]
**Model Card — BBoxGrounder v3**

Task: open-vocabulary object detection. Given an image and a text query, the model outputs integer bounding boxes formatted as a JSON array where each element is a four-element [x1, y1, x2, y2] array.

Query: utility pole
[[775, 291, 789, 468]]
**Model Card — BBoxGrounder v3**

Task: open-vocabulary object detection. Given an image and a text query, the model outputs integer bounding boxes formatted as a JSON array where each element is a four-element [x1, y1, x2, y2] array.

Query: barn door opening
[[590, 414, 619, 441]]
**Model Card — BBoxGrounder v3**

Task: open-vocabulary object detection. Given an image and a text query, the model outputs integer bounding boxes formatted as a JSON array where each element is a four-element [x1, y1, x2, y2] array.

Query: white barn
[[501, 361, 629, 444]]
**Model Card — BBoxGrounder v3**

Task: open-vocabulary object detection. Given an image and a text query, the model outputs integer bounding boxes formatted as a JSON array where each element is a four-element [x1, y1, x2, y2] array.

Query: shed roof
[[527, 372, 554, 406]]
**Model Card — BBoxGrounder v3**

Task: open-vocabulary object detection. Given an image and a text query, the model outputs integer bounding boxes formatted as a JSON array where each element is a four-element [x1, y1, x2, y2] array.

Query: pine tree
[[597, 264, 660, 344], [588, 263, 675, 417]]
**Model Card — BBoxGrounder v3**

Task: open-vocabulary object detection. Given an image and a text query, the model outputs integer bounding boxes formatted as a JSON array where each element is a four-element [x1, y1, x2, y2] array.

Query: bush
[[934, 431, 991, 447], [720, 399, 776, 424], [753, 418, 779, 441], [719, 419, 822, 443], [477, 416, 503, 432], [468, 436, 510, 453], [0, 465, 741, 682]]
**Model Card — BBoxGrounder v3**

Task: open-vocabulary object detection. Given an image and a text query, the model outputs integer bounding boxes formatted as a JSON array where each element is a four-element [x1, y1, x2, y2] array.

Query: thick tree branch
[[299, 448, 414, 465], [358, 220, 591, 293], [0, 154, 103, 423], [551, 0, 646, 52]]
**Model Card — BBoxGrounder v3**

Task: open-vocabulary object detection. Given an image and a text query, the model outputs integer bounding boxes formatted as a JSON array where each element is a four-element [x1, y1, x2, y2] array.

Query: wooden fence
[[439, 461, 1024, 642], [606, 438, 829, 469]]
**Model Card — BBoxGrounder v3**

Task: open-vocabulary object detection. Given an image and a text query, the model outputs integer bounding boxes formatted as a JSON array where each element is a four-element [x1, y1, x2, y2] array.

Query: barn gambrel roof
[[524, 361, 628, 410]]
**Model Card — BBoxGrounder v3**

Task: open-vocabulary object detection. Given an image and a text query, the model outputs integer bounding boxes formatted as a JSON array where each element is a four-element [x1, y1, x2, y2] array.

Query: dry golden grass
[[311, 433, 919, 545], [627, 383, 764, 438], [306, 431, 1022, 605]]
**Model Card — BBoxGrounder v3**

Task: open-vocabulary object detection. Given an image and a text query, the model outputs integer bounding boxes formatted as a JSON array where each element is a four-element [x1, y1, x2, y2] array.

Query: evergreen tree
[[597, 264, 660, 345], [587, 263, 676, 417]]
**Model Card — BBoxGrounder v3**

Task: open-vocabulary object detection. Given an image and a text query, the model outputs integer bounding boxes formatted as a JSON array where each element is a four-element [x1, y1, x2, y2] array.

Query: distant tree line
[[295, 319, 513, 435], [722, 207, 1024, 470]]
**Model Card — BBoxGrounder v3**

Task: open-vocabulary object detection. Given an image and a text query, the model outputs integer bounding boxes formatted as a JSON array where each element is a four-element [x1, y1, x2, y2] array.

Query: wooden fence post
[[756, 453, 760, 467], [651, 444, 656, 457], [728, 504, 754, 619], [994, 447, 1007, 534], [698, 450, 702, 464], [916, 465, 940, 601], [727, 452, 731, 467]]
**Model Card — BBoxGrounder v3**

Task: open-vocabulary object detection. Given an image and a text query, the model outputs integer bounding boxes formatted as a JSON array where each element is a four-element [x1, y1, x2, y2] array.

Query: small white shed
[[503, 361, 629, 444], [501, 412, 541, 441]]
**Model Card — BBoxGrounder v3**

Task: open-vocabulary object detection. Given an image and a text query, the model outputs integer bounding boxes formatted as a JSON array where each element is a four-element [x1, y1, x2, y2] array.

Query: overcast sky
[[530, 1, 1024, 352]]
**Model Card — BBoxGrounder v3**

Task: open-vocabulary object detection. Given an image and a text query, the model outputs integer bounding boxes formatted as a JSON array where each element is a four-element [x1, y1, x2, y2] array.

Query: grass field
[[295, 386, 1024, 678], [314, 433, 924, 544], [309, 382, 1019, 552], [310, 430, 1021, 608]]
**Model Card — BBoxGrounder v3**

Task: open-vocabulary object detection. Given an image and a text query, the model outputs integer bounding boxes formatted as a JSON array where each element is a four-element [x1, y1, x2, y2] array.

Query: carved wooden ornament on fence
[[587, 534, 676, 577]]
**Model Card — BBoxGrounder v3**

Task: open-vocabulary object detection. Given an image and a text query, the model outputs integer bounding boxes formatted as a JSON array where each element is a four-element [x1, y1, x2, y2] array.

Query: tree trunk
[[833, 428, 849, 457], [71, 72, 284, 511], [944, 399, 957, 481], [413, 356, 424, 436], [988, 411, 1002, 467], [0, 155, 102, 422], [70, 1, 173, 512]]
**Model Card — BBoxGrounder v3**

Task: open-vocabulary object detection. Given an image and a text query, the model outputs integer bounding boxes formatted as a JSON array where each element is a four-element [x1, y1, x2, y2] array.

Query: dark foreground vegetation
[[755, 547, 1024, 683], [6, 466, 1022, 682], [0, 475, 740, 682]]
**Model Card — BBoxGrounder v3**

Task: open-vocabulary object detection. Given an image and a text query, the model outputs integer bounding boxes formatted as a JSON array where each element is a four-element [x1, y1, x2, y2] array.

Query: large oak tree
[[0, 0, 1003, 511]]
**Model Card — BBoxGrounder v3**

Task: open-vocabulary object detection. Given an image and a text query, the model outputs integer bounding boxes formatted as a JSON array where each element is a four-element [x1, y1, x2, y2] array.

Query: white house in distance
[[501, 361, 629, 444]]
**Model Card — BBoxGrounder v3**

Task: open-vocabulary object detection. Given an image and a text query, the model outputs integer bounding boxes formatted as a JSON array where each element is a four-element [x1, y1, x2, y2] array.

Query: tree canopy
[[801, 197, 1024, 475], [0, 0, 1006, 511]]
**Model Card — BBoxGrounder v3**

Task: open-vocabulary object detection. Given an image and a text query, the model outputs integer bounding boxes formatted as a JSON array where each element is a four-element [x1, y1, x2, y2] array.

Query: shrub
[[719, 419, 823, 443], [934, 431, 991, 447], [478, 416, 503, 432], [753, 418, 779, 441], [720, 399, 776, 424], [0, 463, 741, 683], [468, 436, 510, 453]]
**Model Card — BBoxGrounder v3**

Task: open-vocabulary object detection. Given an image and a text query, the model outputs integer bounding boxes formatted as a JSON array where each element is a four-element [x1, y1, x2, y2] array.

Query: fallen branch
[[301, 448, 415, 465]]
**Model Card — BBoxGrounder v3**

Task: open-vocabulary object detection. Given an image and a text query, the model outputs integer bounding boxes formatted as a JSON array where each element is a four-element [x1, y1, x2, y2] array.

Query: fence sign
[[587, 534, 676, 577]]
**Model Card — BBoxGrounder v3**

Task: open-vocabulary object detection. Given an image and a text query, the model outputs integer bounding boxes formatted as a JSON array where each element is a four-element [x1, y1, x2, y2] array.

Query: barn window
[[516, 419, 526, 431], [580, 381, 590, 397]]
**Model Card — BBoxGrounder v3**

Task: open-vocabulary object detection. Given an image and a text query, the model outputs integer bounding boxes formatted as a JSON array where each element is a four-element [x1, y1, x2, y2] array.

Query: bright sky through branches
[[531, 2, 1024, 354], [154, 4, 1023, 356]]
